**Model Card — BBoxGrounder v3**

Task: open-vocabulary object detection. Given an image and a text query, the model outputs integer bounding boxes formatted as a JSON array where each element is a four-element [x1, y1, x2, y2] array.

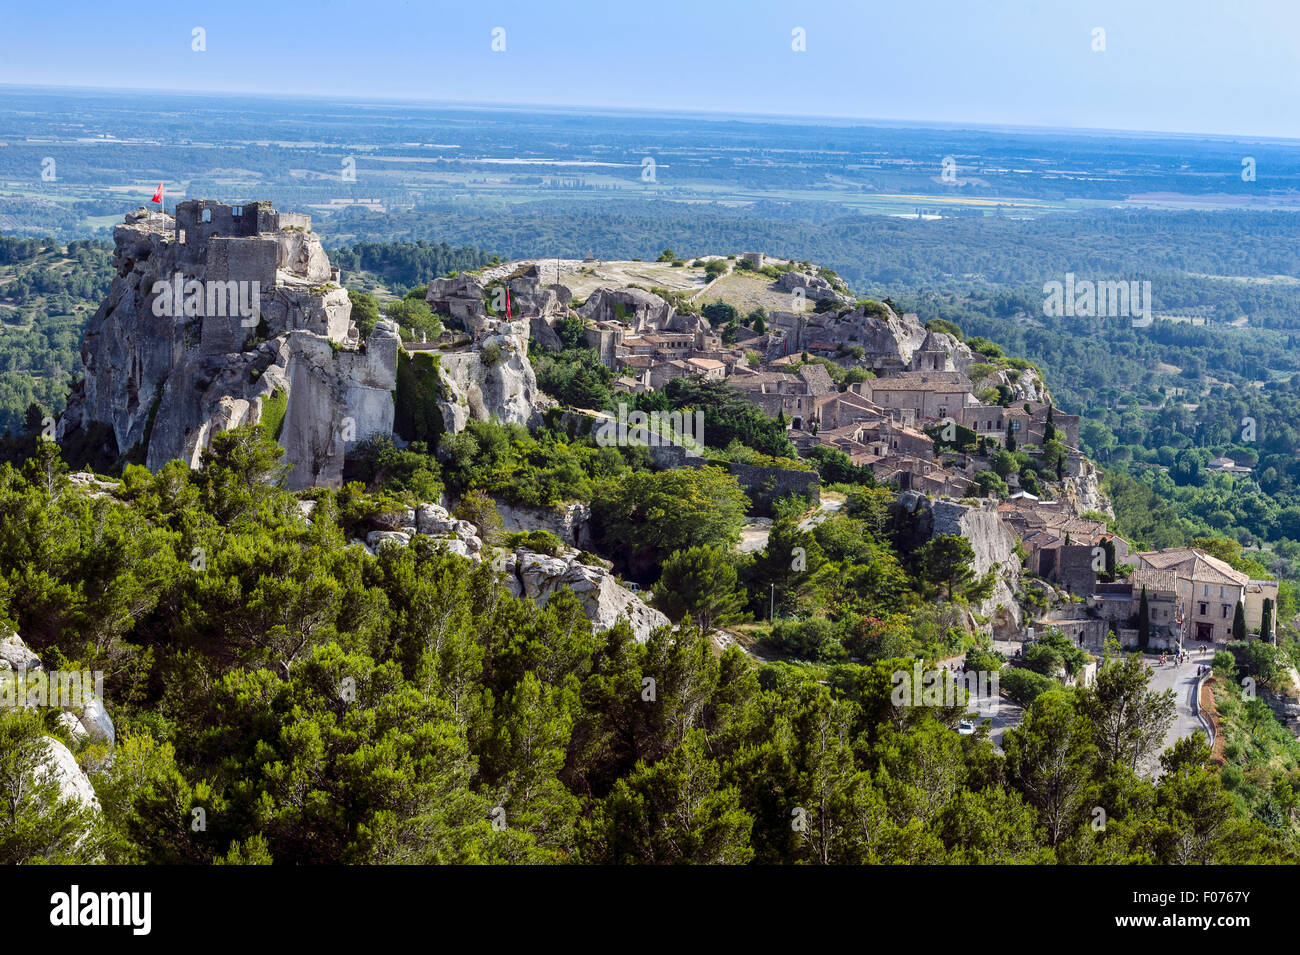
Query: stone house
[[1136, 547, 1277, 644], [850, 372, 976, 423]]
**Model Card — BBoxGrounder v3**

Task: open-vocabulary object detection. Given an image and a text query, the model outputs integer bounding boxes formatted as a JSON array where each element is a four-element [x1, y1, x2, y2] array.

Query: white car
[[957, 720, 977, 736]]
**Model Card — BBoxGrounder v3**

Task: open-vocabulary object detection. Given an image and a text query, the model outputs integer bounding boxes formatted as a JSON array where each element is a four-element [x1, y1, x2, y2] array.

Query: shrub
[[766, 617, 846, 662], [1000, 667, 1056, 707], [505, 529, 566, 557]]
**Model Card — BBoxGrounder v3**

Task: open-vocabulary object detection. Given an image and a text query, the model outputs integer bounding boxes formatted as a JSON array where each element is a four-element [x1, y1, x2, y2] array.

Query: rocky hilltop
[[60, 200, 400, 490]]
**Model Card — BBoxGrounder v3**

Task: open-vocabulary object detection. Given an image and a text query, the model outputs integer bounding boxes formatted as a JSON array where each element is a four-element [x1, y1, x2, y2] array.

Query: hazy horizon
[[6, 81, 1300, 149], [2, 0, 1298, 140]]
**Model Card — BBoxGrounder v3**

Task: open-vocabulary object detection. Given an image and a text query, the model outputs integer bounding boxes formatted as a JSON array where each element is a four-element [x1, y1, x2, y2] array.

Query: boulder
[[78, 695, 116, 746], [366, 530, 410, 550], [416, 502, 453, 534], [504, 548, 670, 642], [432, 539, 472, 559], [40, 737, 100, 811], [0, 630, 42, 672]]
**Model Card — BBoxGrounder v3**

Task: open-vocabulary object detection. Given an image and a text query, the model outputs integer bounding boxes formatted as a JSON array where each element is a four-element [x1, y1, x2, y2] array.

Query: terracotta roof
[[866, 377, 973, 394], [1129, 568, 1178, 594], [1137, 548, 1249, 587]]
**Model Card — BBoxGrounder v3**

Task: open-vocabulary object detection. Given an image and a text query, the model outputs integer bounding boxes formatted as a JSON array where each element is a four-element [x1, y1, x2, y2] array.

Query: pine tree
[[1262, 598, 1275, 643], [1232, 601, 1246, 642]]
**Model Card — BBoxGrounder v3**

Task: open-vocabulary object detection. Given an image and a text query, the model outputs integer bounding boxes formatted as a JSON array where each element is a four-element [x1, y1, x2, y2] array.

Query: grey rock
[[0, 630, 41, 672], [494, 500, 593, 548], [59, 200, 397, 491], [504, 547, 670, 642], [40, 737, 100, 811], [366, 530, 411, 550]]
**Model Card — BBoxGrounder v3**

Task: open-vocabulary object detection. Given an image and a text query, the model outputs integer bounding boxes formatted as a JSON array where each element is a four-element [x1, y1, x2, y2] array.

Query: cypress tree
[[1232, 601, 1246, 642], [1137, 586, 1150, 650]]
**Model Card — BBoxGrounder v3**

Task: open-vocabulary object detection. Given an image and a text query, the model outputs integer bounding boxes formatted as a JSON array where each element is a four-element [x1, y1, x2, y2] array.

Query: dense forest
[[316, 204, 1300, 296], [4, 423, 1295, 864]]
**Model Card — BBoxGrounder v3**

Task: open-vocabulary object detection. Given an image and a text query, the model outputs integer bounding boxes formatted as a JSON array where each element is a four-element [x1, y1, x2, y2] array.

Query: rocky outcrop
[[427, 265, 569, 337], [59, 200, 396, 489], [422, 270, 549, 434], [775, 269, 854, 305], [501, 548, 669, 642], [1, 629, 111, 814], [494, 500, 593, 548], [894, 491, 1022, 631], [435, 322, 544, 434], [578, 287, 675, 330], [1061, 459, 1114, 518], [426, 273, 491, 328], [0, 630, 42, 671], [348, 501, 483, 558], [1, 629, 115, 746], [41, 737, 101, 811], [341, 504, 662, 640], [769, 302, 975, 372], [279, 320, 400, 490]]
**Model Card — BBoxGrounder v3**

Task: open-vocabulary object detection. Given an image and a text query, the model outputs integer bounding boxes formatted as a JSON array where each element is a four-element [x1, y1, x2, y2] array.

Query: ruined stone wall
[[61, 202, 396, 490]]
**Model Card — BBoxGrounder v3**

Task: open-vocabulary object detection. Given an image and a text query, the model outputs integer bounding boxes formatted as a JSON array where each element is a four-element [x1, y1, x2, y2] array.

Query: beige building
[[1136, 548, 1278, 645], [850, 372, 976, 424]]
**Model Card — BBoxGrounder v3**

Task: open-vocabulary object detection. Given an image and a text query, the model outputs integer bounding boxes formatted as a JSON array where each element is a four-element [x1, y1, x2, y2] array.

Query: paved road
[[957, 646, 1205, 761], [1143, 652, 1210, 773]]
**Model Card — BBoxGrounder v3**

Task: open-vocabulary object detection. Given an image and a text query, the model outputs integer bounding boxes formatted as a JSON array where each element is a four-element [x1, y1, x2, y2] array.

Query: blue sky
[[2, 0, 1297, 138]]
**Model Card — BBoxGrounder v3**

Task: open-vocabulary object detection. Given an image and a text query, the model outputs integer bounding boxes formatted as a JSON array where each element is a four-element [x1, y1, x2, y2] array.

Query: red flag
[[152, 183, 163, 205], [506, 289, 511, 320]]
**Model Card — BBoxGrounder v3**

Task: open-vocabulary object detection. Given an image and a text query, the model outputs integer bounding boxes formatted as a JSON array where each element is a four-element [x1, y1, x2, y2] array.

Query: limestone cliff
[[59, 200, 397, 489], [424, 271, 548, 433], [501, 548, 670, 643], [1061, 458, 1114, 518], [893, 491, 1023, 634]]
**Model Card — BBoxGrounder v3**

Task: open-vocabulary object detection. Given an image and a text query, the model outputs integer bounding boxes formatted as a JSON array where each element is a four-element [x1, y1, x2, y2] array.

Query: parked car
[[957, 719, 976, 736]]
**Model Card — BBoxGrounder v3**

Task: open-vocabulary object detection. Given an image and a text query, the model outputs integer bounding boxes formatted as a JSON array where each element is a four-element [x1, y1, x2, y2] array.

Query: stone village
[[60, 201, 1280, 658]]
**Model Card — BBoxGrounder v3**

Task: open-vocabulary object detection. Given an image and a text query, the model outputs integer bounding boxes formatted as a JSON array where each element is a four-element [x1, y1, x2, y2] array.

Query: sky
[[1, 0, 1298, 138]]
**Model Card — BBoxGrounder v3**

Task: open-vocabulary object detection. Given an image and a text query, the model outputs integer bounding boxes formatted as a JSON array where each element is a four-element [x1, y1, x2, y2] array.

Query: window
[[1199, 602, 1208, 616], [232, 205, 243, 217], [201, 208, 211, 223], [1222, 604, 1230, 619], [1203, 585, 1210, 597], [1220, 586, 1227, 599]]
